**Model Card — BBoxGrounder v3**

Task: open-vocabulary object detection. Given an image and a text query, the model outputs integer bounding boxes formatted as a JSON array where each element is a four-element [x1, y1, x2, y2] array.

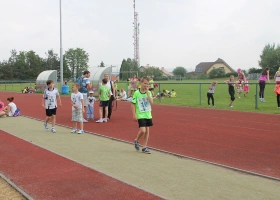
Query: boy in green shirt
[[131, 77, 153, 154], [96, 79, 110, 123]]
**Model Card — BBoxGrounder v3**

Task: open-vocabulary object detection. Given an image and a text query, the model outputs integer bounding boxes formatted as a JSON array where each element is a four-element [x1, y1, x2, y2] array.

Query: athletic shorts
[[46, 108, 57, 117], [99, 100, 109, 107], [138, 118, 153, 128], [83, 93, 89, 106], [72, 109, 83, 122]]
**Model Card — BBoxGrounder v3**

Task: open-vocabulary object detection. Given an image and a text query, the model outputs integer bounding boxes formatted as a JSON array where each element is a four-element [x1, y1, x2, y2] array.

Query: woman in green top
[[131, 77, 153, 154]]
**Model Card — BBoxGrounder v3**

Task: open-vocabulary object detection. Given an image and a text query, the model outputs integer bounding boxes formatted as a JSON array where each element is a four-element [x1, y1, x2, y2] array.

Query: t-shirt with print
[[43, 88, 60, 109], [208, 86, 216, 94], [79, 76, 91, 94], [71, 92, 84, 111], [132, 89, 152, 119], [99, 85, 110, 101], [88, 96, 96, 107]]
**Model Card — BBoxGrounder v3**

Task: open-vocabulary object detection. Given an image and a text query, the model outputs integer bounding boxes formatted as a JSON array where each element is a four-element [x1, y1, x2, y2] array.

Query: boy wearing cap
[[87, 91, 96, 120]]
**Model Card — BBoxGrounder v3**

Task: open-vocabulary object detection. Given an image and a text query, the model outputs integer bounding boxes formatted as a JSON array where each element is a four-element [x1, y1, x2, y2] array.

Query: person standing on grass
[[224, 75, 235, 108], [132, 77, 153, 154], [149, 77, 155, 97], [96, 79, 111, 123], [71, 83, 85, 134], [243, 79, 249, 97], [77, 70, 92, 122], [42, 80, 62, 133], [207, 81, 217, 106], [102, 74, 115, 120], [274, 67, 280, 108], [258, 67, 270, 102]]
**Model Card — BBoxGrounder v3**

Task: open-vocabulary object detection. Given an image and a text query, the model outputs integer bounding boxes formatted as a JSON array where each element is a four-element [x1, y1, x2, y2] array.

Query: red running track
[[0, 130, 161, 200], [1, 91, 280, 178]]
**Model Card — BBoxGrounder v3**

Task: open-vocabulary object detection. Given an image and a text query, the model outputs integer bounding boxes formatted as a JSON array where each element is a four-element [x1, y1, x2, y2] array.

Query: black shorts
[[149, 88, 154, 91], [99, 100, 109, 107], [46, 108, 57, 117], [138, 118, 153, 128]]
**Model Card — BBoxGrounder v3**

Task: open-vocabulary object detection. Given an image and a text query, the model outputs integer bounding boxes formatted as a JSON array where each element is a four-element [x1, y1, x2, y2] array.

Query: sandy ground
[[0, 177, 26, 200], [1, 116, 280, 200]]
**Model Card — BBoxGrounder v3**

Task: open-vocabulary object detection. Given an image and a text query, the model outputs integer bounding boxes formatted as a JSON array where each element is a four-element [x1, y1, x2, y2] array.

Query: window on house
[[195, 68, 202, 72]]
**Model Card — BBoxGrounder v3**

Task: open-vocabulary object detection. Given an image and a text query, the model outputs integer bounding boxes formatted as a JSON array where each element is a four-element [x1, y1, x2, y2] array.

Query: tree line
[[0, 48, 89, 80]]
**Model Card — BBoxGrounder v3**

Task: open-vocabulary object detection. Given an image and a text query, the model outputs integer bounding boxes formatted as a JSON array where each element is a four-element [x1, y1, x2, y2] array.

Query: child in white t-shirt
[[71, 83, 85, 134], [87, 91, 96, 120]]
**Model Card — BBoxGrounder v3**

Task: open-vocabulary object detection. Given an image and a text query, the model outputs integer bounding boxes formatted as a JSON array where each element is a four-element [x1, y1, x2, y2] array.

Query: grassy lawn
[[1, 79, 279, 114]]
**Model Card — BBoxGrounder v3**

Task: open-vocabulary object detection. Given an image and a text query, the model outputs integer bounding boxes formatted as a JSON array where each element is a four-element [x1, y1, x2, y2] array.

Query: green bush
[[209, 68, 226, 79], [225, 72, 238, 77], [196, 74, 209, 79]]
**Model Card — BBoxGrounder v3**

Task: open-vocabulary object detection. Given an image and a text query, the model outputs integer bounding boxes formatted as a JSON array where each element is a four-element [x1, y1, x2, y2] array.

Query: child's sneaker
[[142, 147, 151, 154], [77, 130, 84, 134], [134, 140, 140, 151], [103, 118, 108, 123], [71, 129, 77, 133], [83, 118, 88, 122], [262, 99, 266, 102], [51, 127, 56, 133], [44, 122, 49, 130], [96, 119, 103, 123]]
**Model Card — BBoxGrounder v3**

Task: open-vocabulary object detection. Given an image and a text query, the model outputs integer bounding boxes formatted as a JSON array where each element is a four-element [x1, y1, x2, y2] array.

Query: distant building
[[139, 64, 173, 77], [187, 58, 235, 76]]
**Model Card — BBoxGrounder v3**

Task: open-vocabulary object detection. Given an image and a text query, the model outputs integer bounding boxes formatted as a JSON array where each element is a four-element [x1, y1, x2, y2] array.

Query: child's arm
[[42, 97, 45, 109], [81, 99, 85, 113], [224, 80, 229, 84], [57, 95, 62, 107], [147, 90, 153, 104], [131, 103, 137, 121]]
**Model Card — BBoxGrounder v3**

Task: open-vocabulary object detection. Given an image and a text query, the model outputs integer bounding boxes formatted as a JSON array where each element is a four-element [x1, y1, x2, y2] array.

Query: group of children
[[42, 76, 153, 154]]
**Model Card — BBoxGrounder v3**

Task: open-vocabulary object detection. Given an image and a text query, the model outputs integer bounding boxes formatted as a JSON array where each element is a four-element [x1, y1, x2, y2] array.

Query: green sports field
[[1, 79, 279, 114]]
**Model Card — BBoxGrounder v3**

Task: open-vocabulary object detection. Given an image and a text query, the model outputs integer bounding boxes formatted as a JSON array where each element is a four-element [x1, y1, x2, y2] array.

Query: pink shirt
[[259, 75, 267, 82], [0, 102, 4, 112]]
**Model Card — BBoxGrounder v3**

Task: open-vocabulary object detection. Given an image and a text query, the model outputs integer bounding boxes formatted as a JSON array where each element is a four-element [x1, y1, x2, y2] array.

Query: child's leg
[[91, 106, 94, 119], [207, 93, 210, 105], [79, 122, 84, 131], [86, 106, 90, 119], [211, 94, 214, 106], [73, 121, 77, 130], [105, 106, 108, 118], [136, 127, 146, 142], [45, 116, 51, 123], [142, 127, 150, 148], [51, 115, 56, 127], [277, 94, 280, 107], [99, 107, 103, 119]]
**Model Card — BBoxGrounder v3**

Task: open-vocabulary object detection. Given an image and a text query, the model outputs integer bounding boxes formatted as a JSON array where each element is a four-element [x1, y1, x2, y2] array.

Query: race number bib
[[48, 95, 56, 107], [137, 97, 151, 112]]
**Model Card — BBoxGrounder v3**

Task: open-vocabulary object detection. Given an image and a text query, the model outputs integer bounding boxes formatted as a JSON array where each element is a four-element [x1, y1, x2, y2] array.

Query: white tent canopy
[[36, 70, 57, 92], [88, 66, 113, 92]]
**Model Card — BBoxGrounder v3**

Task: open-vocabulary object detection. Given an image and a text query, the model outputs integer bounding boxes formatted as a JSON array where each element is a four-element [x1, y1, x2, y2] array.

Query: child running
[[132, 77, 153, 154], [71, 83, 85, 134], [42, 80, 62, 133], [96, 79, 110, 123], [224, 75, 235, 108], [87, 91, 96, 120], [207, 81, 217, 106]]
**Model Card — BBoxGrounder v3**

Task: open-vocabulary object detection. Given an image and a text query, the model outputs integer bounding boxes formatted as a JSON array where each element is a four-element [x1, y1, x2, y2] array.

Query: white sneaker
[[260, 98, 263, 102], [262, 99, 266, 102], [103, 118, 108, 122], [51, 128, 56, 133], [96, 119, 103, 123], [71, 129, 77, 133], [77, 130, 84, 134], [44, 122, 49, 130], [83, 118, 88, 122]]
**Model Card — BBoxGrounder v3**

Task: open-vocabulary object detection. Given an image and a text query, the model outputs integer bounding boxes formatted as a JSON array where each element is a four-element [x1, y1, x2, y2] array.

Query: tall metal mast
[[133, 0, 140, 68]]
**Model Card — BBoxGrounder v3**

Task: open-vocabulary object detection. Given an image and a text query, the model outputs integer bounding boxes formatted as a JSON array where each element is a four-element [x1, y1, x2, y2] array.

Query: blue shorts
[[99, 101, 109, 107]]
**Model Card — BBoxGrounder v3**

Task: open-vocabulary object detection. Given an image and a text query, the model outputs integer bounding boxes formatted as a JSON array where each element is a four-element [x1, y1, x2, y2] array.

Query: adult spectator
[[102, 74, 115, 119], [77, 70, 92, 122], [130, 74, 139, 96], [0, 97, 17, 117], [258, 67, 270, 102]]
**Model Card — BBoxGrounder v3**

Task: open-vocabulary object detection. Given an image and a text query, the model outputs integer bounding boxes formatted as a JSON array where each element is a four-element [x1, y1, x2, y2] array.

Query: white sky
[[0, 0, 279, 72]]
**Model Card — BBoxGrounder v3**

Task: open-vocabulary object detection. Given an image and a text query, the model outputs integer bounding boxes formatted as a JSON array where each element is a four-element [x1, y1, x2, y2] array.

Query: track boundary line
[[0, 172, 34, 200], [20, 115, 280, 182], [0, 127, 167, 200]]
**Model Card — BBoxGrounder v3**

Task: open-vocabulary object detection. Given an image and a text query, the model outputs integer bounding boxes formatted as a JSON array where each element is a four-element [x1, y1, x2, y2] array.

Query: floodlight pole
[[59, 0, 63, 91]]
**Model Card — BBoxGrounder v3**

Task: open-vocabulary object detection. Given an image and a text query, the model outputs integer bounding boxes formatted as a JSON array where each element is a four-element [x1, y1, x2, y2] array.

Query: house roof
[[195, 58, 235, 73], [161, 67, 173, 76]]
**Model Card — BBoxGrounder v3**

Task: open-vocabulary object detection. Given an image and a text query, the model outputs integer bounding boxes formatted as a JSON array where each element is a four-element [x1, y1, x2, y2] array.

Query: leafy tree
[[64, 48, 89, 79], [172, 66, 187, 77], [140, 66, 163, 78], [208, 68, 225, 78], [100, 61, 105, 67], [119, 58, 139, 80], [259, 43, 280, 74], [248, 67, 262, 74]]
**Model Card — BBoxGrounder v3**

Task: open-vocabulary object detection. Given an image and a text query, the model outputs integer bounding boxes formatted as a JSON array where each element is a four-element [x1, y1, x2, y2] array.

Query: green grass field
[[1, 79, 280, 114]]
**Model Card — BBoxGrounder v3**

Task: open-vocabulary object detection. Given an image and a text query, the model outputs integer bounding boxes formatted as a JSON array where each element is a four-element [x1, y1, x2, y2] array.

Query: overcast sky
[[1, 0, 279, 72]]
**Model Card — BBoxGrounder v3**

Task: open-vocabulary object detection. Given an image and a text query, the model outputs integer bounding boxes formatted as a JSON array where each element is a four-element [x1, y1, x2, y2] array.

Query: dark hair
[[102, 78, 108, 84], [7, 97, 14, 102], [83, 70, 90, 75], [262, 68, 270, 75], [46, 80, 54, 85]]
